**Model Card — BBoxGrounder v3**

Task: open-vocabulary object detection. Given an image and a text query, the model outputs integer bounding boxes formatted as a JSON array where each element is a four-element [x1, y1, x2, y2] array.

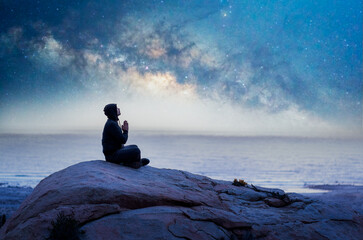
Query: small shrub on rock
[[0, 214, 6, 229], [233, 179, 248, 187], [47, 212, 80, 240]]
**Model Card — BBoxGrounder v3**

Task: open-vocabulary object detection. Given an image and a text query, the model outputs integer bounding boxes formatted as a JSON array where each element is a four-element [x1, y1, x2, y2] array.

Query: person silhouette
[[102, 103, 150, 169]]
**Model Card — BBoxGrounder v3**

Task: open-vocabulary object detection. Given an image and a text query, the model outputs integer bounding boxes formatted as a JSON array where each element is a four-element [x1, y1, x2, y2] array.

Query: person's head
[[103, 103, 120, 121]]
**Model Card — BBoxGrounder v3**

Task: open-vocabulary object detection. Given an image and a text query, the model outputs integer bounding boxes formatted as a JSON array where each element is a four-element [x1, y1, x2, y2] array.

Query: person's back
[[102, 103, 149, 168]]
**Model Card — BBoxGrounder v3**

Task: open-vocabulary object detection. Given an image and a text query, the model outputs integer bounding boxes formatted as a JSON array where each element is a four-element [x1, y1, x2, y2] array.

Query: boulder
[[0, 160, 362, 240]]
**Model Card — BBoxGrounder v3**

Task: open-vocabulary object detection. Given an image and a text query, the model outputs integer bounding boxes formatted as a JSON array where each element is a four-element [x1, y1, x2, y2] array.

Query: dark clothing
[[105, 145, 141, 163], [102, 118, 128, 155], [102, 103, 141, 164]]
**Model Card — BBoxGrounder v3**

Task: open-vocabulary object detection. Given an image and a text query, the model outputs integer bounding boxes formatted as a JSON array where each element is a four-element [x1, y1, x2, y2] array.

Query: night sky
[[0, 0, 362, 136]]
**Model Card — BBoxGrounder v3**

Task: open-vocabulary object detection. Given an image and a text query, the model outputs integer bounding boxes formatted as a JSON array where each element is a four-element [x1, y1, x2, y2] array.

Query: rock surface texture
[[0, 160, 362, 240]]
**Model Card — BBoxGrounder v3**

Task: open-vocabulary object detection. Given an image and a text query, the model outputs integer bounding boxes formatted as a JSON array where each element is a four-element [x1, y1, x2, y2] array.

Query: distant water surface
[[0, 133, 362, 193]]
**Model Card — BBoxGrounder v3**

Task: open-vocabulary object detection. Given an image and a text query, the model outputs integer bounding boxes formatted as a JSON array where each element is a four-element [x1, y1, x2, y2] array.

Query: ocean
[[0, 132, 362, 193]]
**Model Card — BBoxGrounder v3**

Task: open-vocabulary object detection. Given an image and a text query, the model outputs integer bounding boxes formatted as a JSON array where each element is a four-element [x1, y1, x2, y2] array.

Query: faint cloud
[[143, 38, 167, 58], [0, 27, 24, 52], [33, 36, 74, 67]]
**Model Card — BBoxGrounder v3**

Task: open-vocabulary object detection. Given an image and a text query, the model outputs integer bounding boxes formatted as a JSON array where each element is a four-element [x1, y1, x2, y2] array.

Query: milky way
[[0, 0, 362, 135]]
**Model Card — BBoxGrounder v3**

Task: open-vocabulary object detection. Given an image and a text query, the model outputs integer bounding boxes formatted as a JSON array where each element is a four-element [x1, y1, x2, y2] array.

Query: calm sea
[[0, 132, 362, 193]]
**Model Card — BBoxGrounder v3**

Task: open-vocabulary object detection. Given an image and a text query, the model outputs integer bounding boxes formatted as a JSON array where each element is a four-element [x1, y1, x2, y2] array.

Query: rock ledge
[[0, 160, 362, 239]]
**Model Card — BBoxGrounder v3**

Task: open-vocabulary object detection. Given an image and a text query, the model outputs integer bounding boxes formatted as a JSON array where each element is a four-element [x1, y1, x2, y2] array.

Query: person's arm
[[111, 121, 128, 144]]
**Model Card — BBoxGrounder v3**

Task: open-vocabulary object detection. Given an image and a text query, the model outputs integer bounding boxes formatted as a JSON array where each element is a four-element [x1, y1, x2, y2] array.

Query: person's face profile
[[117, 107, 121, 116]]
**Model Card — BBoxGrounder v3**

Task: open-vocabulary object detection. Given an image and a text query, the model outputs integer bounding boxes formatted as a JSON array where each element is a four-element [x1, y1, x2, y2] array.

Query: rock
[[0, 160, 362, 240], [264, 197, 287, 207], [250, 184, 286, 197]]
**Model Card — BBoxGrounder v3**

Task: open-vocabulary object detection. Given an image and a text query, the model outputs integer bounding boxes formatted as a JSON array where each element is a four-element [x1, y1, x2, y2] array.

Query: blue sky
[[0, 0, 362, 136]]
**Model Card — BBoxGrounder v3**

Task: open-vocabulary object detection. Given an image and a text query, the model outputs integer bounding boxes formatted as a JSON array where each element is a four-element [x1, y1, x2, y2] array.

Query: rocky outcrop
[[0, 160, 362, 239]]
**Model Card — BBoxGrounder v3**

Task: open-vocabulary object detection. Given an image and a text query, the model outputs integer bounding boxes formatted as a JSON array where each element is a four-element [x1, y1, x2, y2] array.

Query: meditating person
[[102, 103, 150, 169]]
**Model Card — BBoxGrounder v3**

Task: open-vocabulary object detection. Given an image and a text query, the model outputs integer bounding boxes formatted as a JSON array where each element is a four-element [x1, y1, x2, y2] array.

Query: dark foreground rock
[[0, 160, 362, 240]]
